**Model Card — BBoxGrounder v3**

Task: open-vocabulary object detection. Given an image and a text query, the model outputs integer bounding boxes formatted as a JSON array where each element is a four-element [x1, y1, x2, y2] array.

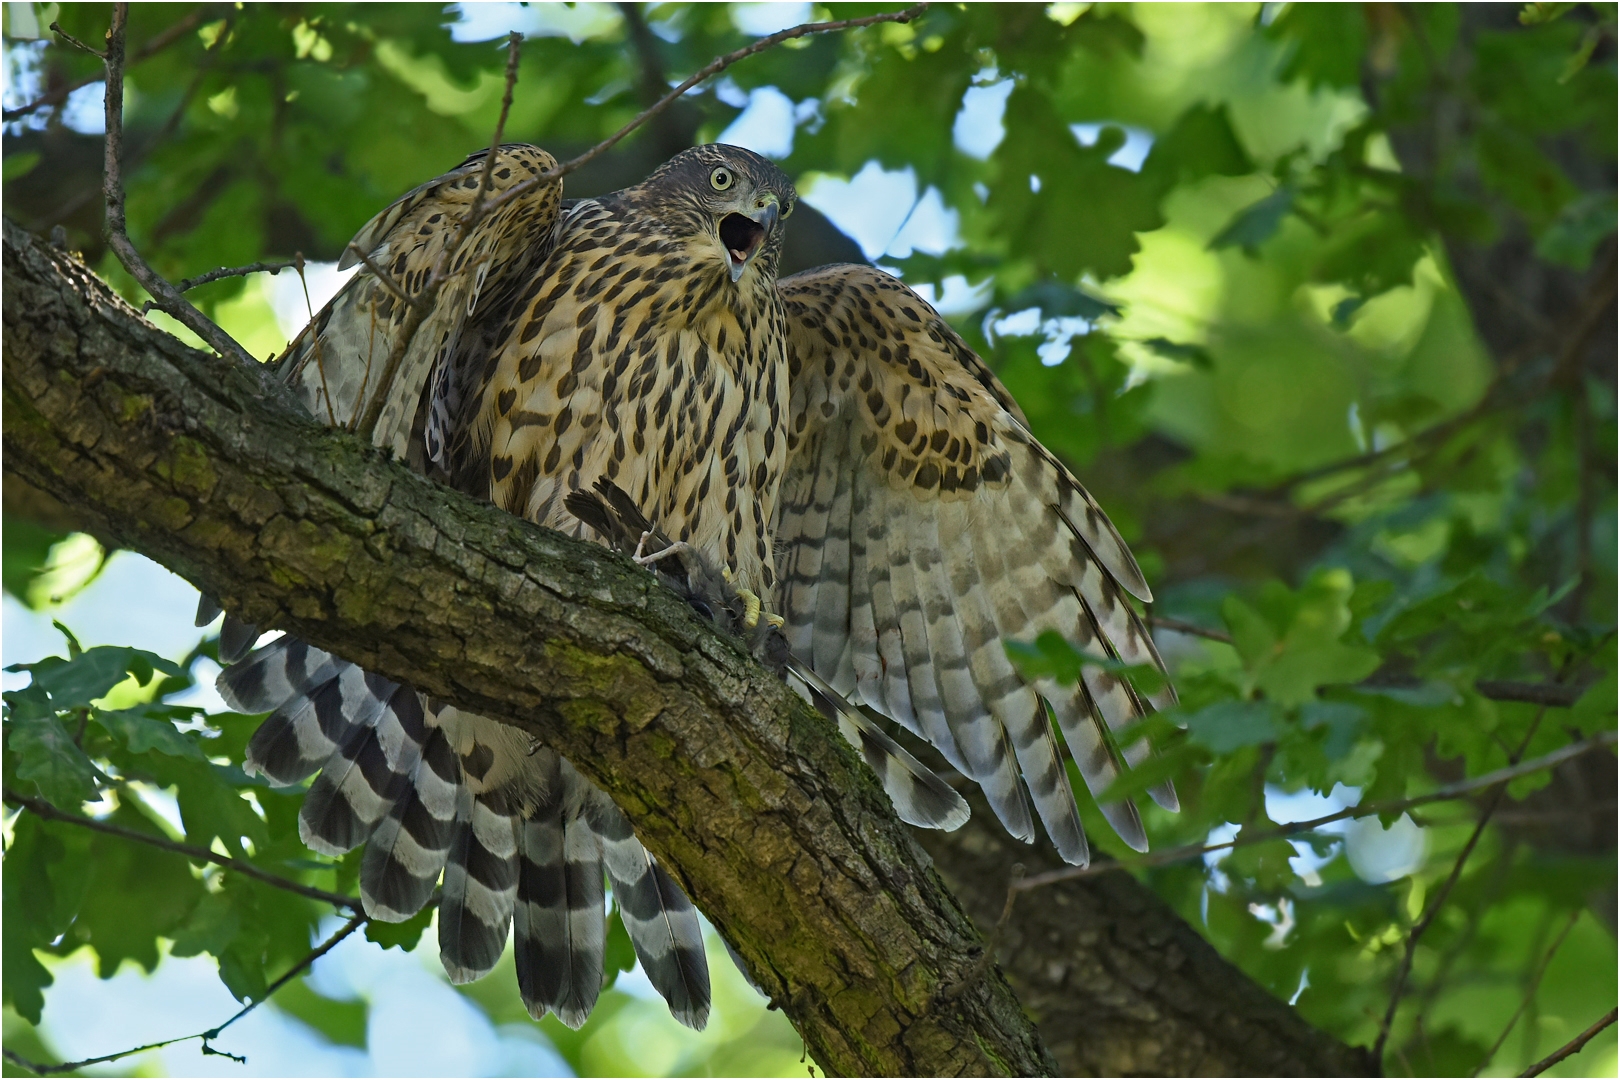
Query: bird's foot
[[634, 536, 690, 567], [735, 587, 763, 630]]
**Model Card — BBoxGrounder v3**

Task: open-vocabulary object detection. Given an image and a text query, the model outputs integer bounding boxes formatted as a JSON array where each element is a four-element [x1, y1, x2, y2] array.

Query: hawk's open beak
[[720, 198, 779, 282]]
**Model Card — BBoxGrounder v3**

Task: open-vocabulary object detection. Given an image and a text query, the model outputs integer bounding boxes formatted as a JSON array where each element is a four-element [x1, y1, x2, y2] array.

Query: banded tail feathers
[[211, 627, 713, 1029]]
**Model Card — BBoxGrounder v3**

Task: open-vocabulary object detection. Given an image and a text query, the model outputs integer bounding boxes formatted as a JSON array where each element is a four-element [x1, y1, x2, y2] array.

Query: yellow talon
[[764, 612, 785, 629], [736, 587, 762, 629]]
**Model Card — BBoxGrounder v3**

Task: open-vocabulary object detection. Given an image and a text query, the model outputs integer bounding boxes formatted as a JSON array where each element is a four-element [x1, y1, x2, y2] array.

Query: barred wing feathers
[[275, 143, 562, 461], [774, 264, 1176, 866]]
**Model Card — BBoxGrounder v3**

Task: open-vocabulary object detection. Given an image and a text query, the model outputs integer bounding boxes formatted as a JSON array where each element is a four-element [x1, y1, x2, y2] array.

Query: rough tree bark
[[919, 795, 1375, 1076], [1, 218, 1367, 1076]]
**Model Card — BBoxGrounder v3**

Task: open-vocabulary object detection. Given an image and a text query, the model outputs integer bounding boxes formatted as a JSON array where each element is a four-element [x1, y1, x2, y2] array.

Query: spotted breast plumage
[[206, 141, 1174, 1030]]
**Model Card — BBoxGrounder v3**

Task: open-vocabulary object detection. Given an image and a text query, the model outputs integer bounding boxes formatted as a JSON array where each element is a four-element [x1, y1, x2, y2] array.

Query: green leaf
[[602, 904, 638, 987], [1143, 102, 1253, 185], [8, 713, 101, 808], [1005, 279, 1120, 321], [0, 517, 66, 604], [1209, 186, 1295, 256], [1535, 191, 1616, 268], [365, 905, 432, 951], [1140, 336, 1214, 370], [2, 151, 41, 182], [92, 706, 208, 761], [1005, 631, 1084, 685], [170, 891, 244, 958], [274, 978, 369, 1048], [9, 646, 181, 712], [1518, 2, 1578, 25], [1185, 700, 1283, 752]]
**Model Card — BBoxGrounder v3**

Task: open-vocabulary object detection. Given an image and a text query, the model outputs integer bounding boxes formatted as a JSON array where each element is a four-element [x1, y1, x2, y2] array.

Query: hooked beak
[[720, 197, 780, 283]]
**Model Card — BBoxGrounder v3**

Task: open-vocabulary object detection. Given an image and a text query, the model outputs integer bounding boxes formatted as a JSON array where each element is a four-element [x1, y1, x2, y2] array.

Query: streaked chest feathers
[[471, 200, 790, 595]]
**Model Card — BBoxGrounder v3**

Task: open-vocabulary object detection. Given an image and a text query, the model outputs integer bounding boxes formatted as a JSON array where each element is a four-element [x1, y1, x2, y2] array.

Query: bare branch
[[1475, 680, 1589, 708], [480, 3, 931, 217], [1148, 616, 1595, 708], [467, 31, 524, 227], [6, 6, 220, 121], [0, 914, 368, 1076], [939, 863, 1023, 1001], [351, 31, 524, 440], [1473, 908, 1582, 1076], [163, 259, 300, 295], [1013, 729, 1618, 892], [1519, 1007, 1617, 1077], [46, 20, 104, 59], [3, 786, 361, 912], [96, 4, 252, 365], [1149, 614, 1234, 645], [1373, 708, 1553, 1064]]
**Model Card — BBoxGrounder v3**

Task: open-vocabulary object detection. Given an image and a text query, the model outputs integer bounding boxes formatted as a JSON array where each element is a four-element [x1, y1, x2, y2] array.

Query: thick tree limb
[[1, 217, 1052, 1077], [918, 797, 1377, 1076]]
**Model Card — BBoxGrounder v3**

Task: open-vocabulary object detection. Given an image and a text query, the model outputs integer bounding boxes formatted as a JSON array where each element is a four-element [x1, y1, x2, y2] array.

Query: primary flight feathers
[[206, 141, 1173, 1029]]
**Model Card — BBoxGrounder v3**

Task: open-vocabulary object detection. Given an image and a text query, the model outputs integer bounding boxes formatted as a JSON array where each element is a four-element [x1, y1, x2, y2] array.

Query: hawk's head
[[637, 144, 797, 285]]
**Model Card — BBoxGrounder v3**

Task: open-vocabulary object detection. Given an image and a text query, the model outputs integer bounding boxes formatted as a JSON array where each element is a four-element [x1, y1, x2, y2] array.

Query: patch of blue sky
[[718, 85, 799, 159], [988, 307, 1097, 367], [3, 38, 105, 136], [1071, 122, 1155, 172], [450, 2, 621, 44], [36, 946, 371, 1077], [800, 161, 960, 262], [33, 919, 573, 1077], [2, 551, 212, 676], [731, 2, 812, 37], [1263, 782, 1426, 885], [264, 259, 355, 339], [953, 77, 1013, 161]]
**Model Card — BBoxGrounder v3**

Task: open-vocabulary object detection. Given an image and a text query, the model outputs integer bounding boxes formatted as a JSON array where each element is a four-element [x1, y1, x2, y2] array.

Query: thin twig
[[47, 21, 104, 59], [1148, 614, 1235, 645], [1473, 908, 1582, 1075], [1474, 680, 1589, 708], [1519, 1007, 1617, 1077], [3, 786, 360, 911], [1372, 708, 1553, 1064], [1012, 729, 1617, 892], [168, 259, 299, 294], [342, 241, 417, 309], [480, 3, 931, 217], [96, 4, 252, 364], [939, 864, 1023, 1001], [6, 6, 219, 120], [0, 914, 368, 1076], [1146, 615, 1594, 708], [350, 31, 524, 439]]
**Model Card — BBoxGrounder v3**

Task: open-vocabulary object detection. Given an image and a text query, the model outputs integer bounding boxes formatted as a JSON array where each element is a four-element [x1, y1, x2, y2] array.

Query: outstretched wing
[[275, 143, 561, 461], [773, 264, 1176, 866]]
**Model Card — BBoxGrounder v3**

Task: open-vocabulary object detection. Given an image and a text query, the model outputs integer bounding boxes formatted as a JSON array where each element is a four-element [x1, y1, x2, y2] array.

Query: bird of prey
[[207, 141, 1174, 1031]]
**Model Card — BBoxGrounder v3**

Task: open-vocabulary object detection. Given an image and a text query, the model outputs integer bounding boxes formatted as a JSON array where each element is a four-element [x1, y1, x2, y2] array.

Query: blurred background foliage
[[1, 2, 1614, 1077]]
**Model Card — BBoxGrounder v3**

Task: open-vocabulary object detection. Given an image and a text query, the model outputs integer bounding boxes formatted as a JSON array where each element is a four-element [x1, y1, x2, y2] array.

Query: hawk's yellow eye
[[710, 167, 734, 191]]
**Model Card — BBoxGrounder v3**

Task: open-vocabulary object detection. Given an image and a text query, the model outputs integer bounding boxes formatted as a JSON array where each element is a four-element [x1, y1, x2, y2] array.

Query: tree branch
[[5, 6, 221, 121], [2, 786, 361, 912], [1013, 729, 1617, 891], [96, 4, 253, 365], [1519, 1007, 1617, 1078], [1374, 709, 1553, 1064], [1, 216, 1052, 1077], [0, 913, 367, 1076]]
